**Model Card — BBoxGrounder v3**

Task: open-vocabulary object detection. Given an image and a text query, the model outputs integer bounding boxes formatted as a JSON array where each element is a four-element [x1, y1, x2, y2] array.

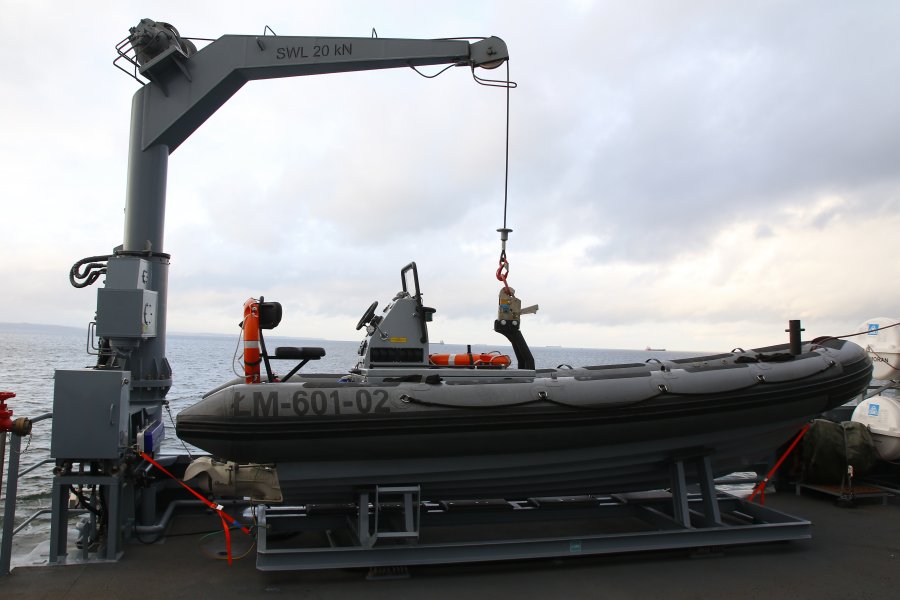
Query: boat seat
[[273, 346, 326, 380]]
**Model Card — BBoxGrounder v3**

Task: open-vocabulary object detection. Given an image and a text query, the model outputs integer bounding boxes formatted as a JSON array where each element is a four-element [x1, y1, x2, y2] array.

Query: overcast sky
[[2, 1, 898, 352]]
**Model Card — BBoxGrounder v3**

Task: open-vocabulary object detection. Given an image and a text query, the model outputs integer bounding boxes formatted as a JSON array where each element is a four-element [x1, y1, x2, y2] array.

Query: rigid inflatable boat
[[176, 263, 872, 502]]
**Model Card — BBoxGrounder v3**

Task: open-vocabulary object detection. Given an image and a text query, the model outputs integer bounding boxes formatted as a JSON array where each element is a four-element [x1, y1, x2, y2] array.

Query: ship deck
[[4, 489, 899, 599]]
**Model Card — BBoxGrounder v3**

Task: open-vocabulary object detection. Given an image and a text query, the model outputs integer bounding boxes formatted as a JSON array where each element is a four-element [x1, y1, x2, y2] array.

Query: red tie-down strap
[[748, 423, 811, 504], [140, 451, 251, 564]]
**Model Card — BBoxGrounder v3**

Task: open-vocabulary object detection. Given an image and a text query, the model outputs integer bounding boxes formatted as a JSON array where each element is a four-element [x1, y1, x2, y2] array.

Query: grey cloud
[[496, 2, 900, 266], [6, 2, 900, 349]]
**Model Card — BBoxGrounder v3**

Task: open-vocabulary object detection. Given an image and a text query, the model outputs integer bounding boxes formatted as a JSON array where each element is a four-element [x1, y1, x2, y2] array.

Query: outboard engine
[[356, 262, 435, 369]]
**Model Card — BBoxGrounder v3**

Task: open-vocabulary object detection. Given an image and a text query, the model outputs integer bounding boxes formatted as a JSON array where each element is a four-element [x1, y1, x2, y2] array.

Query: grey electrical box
[[105, 256, 151, 289], [51, 369, 130, 460], [96, 288, 158, 338]]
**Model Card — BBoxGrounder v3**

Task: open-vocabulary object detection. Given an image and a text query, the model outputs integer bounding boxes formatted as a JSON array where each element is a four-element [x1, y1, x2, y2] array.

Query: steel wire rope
[[812, 321, 900, 374], [163, 400, 193, 459], [822, 321, 900, 340], [407, 52, 516, 228], [474, 62, 517, 291], [409, 55, 517, 289], [409, 64, 457, 79], [500, 61, 512, 231]]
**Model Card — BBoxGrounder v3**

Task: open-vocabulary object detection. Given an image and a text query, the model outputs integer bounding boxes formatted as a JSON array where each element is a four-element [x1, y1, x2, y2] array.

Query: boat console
[[352, 262, 536, 381], [355, 262, 436, 369]]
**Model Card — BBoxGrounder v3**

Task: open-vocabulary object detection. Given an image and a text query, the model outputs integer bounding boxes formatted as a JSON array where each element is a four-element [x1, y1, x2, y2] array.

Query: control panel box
[[51, 369, 130, 460]]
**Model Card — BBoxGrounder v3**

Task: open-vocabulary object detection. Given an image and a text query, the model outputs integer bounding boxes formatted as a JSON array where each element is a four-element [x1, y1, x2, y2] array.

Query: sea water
[[1, 325, 742, 564]]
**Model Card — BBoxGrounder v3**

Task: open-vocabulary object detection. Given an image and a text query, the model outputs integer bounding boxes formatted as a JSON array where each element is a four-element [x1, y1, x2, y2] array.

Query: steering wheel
[[356, 301, 378, 330]]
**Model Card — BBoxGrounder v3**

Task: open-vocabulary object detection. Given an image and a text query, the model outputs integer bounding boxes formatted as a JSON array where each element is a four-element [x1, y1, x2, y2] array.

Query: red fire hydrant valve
[[0, 391, 14, 433], [0, 391, 30, 436]]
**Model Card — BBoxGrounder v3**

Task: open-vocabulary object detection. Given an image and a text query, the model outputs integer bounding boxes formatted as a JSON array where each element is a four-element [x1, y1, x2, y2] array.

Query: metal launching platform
[[795, 482, 895, 506], [254, 456, 810, 571]]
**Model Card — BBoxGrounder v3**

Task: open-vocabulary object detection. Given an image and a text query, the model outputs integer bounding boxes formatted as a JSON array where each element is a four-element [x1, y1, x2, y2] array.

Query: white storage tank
[[852, 395, 900, 461], [855, 317, 900, 381]]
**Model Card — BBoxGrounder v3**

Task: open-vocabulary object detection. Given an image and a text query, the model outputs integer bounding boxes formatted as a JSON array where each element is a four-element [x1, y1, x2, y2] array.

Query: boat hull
[[274, 417, 806, 501], [176, 339, 871, 501]]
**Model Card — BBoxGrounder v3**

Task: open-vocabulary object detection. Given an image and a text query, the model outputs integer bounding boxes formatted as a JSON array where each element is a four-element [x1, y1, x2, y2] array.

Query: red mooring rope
[[748, 423, 811, 504], [140, 451, 251, 564]]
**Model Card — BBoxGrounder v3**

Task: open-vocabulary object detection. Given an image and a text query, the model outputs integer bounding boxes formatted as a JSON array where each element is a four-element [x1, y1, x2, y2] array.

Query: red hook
[[496, 251, 511, 292]]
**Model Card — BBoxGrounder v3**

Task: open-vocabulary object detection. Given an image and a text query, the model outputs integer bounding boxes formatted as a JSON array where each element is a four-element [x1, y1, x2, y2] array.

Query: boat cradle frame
[[254, 453, 810, 571]]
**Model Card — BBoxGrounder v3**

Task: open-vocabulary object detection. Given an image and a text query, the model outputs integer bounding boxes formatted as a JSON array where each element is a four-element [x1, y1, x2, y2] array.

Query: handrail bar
[[2, 412, 53, 576], [14, 509, 88, 536], [16, 458, 54, 480], [28, 412, 53, 424]]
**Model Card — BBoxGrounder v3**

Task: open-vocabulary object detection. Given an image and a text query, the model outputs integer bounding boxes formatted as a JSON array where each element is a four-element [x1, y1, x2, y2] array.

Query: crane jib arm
[[136, 35, 509, 152]]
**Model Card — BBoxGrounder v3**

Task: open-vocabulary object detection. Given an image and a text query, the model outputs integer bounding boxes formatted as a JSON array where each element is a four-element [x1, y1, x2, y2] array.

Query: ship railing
[[0, 413, 83, 576]]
